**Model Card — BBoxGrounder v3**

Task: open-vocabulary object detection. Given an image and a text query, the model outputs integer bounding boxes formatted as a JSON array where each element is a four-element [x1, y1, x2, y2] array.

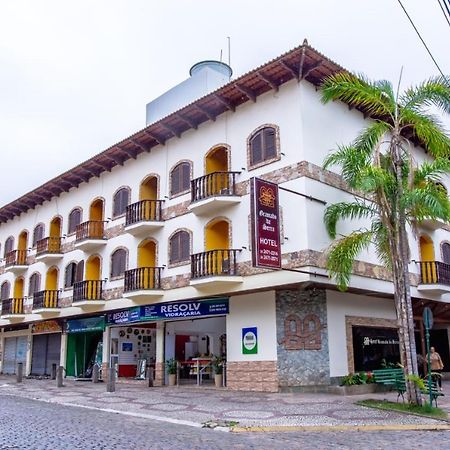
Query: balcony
[[190, 249, 243, 289], [36, 237, 63, 263], [32, 290, 61, 315], [123, 267, 164, 301], [74, 221, 106, 251], [4, 250, 28, 274], [72, 280, 105, 308], [417, 261, 450, 294], [124, 200, 164, 236], [1, 298, 26, 321], [189, 172, 241, 215]]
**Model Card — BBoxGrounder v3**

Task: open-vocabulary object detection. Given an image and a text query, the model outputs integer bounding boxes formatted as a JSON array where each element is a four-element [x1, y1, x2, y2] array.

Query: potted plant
[[211, 355, 224, 388], [165, 358, 178, 386]]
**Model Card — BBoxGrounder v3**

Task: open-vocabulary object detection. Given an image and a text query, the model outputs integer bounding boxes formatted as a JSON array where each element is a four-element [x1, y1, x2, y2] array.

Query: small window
[[65, 261, 84, 288], [32, 224, 45, 247], [443, 243, 450, 264], [169, 230, 190, 264], [249, 126, 277, 167], [68, 208, 82, 234], [1, 281, 10, 301], [113, 188, 130, 218], [28, 273, 41, 297], [111, 249, 127, 278], [4, 236, 14, 257], [170, 162, 191, 196]]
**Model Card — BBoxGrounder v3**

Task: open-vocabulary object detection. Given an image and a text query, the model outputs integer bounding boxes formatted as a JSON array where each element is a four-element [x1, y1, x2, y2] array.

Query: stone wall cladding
[[105, 224, 124, 239], [102, 287, 124, 301], [276, 288, 330, 386], [227, 361, 278, 392], [154, 362, 164, 386]]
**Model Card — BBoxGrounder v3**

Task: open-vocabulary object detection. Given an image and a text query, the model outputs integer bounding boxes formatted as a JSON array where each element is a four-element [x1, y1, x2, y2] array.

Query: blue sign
[[106, 307, 140, 325], [66, 316, 105, 333], [140, 298, 229, 321], [242, 327, 258, 354], [105, 298, 229, 325]]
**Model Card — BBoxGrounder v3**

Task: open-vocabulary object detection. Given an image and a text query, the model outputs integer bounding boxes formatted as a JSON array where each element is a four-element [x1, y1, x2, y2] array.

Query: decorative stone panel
[[105, 224, 124, 239], [103, 287, 124, 301], [276, 289, 329, 386], [154, 361, 164, 386], [227, 361, 278, 392]]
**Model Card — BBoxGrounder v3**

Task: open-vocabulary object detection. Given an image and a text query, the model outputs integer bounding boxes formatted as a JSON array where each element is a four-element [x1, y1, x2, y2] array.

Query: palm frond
[[324, 201, 376, 239], [413, 158, 450, 185], [400, 109, 450, 158], [326, 230, 373, 290], [403, 183, 450, 223], [321, 72, 395, 119], [371, 220, 392, 269], [400, 76, 450, 114]]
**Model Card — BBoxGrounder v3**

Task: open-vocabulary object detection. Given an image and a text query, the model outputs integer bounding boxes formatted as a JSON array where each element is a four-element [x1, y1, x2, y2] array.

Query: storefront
[[3, 335, 28, 374], [352, 326, 400, 372], [65, 316, 104, 378], [31, 320, 62, 376], [106, 298, 229, 383], [1, 324, 31, 375]]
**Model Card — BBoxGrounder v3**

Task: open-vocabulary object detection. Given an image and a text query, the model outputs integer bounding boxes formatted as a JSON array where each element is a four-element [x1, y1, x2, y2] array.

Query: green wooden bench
[[372, 368, 406, 402], [420, 381, 444, 407], [373, 368, 445, 406]]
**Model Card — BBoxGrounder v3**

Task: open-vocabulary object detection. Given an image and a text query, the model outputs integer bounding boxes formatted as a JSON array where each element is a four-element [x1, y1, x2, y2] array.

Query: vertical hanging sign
[[250, 177, 281, 268]]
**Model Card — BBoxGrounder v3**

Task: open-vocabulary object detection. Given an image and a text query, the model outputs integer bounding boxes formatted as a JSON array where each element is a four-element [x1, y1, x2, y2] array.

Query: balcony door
[[14, 277, 24, 298], [205, 219, 230, 275], [205, 146, 229, 195], [45, 267, 59, 307], [139, 176, 158, 220], [50, 217, 61, 239], [86, 255, 101, 280], [420, 235, 436, 283], [89, 199, 104, 221], [137, 240, 156, 289]]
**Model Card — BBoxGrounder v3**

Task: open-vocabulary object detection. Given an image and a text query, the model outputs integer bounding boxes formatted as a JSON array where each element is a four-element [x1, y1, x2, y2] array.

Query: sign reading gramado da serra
[[106, 298, 229, 325]]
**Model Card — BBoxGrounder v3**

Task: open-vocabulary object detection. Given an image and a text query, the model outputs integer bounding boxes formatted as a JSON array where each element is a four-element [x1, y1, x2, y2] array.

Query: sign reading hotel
[[250, 177, 281, 268]]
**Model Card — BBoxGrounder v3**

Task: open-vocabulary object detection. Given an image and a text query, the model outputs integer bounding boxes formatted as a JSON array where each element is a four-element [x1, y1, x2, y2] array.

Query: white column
[[25, 325, 32, 375], [60, 333, 68, 369], [156, 322, 165, 363], [102, 326, 111, 366], [0, 328, 4, 373]]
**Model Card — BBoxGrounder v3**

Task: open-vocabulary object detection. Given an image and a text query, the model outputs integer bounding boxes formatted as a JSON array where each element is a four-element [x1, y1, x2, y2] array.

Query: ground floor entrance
[[31, 333, 61, 376], [2, 336, 27, 374]]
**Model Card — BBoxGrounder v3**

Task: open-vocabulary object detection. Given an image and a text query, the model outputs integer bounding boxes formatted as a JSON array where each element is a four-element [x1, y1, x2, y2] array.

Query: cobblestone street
[[1, 395, 450, 449]]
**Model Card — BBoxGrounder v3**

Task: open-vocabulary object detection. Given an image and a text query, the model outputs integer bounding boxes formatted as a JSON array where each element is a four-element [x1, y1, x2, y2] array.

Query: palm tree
[[321, 73, 450, 405]]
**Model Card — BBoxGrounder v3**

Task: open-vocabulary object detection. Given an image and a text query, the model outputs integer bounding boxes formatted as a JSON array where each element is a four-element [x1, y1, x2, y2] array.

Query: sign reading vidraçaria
[[250, 177, 281, 269]]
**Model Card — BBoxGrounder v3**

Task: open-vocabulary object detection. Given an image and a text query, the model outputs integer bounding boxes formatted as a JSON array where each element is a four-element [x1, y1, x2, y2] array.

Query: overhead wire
[[436, 0, 450, 27], [396, 0, 447, 80]]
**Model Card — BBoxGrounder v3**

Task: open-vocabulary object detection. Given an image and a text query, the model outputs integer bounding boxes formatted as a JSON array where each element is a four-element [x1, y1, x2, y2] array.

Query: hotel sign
[[250, 177, 281, 268]]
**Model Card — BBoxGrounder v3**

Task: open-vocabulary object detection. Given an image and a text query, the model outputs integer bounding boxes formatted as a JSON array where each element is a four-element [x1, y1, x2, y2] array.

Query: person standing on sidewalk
[[426, 347, 444, 389]]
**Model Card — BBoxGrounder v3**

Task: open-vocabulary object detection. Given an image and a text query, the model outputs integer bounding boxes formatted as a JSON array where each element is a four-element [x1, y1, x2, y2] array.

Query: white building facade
[[0, 42, 449, 391]]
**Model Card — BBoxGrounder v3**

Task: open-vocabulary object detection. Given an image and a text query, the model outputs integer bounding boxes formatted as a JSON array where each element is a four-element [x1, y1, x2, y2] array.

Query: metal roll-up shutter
[[46, 334, 61, 375], [31, 335, 47, 375], [16, 336, 27, 366], [3, 337, 17, 374]]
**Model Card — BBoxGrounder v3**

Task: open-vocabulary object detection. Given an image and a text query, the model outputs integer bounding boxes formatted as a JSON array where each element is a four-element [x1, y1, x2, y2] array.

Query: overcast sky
[[0, 0, 449, 206]]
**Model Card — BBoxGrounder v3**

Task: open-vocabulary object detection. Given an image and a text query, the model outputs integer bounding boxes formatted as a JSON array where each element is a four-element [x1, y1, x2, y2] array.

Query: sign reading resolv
[[250, 177, 281, 269], [242, 327, 258, 354]]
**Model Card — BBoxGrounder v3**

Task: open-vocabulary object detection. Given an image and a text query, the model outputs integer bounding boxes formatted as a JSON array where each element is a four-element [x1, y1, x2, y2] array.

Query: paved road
[[1, 395, 450, 449]]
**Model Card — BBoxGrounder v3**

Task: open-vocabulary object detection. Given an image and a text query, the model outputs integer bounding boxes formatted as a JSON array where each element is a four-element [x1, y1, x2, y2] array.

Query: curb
[[231, 424, 450, 433]]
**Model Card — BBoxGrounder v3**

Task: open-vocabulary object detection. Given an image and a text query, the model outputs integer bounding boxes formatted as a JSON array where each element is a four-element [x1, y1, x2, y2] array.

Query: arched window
[[170, 162, 191, 196], [169, 230, 190, 264], [4, 236, 14, 257], [28, 273, 41, 297], [32, 224, 45, 247], [248, 126, 277, 167], [1, 281, 10, 301], [68, 208, 82, 234], [442, 242, 450, 264], [113, 188, 130, 218], [111, 248, 127, 278], [65, 261, 84, 288]]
